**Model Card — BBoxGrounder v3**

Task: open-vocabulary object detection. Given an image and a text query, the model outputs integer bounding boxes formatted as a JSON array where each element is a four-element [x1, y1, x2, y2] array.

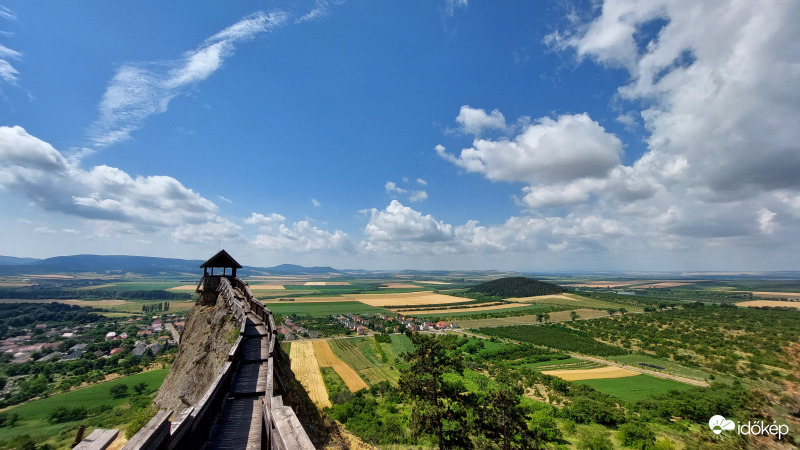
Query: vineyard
[[475, 324, 629, 356], [327, 338, 399, 385]]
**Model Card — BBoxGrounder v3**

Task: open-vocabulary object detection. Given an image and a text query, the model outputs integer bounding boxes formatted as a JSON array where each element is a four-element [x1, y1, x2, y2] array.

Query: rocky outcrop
[[154, 293, 238, 413]]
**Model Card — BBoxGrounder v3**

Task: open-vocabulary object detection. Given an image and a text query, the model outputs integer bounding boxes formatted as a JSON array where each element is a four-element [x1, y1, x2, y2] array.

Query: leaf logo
[[709, 415, 736, 435]]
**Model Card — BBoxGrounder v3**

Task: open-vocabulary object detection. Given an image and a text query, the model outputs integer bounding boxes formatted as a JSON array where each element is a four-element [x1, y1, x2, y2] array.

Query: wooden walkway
[[206, 309, 272, 449]]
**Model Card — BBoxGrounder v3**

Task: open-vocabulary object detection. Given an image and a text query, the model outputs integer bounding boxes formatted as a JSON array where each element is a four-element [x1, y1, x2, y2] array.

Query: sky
[[1, 0, 799, 272]]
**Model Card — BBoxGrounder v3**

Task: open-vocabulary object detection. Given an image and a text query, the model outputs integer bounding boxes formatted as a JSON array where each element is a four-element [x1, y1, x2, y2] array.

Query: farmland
[[311, 340, 368, 392], [289, 341, 331, 408], [0, 369, 168, 449]]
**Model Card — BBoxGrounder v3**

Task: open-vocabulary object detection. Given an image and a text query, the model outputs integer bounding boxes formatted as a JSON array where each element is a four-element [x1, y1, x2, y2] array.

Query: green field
[[389, 334, 415, 358], [417, 303, 554, 319], [0, 369, 168, 446], [516, 293, 645, 312], [262, 301, 390, 317], [328, 338, 399, 385], [576, 374, 694, 403]]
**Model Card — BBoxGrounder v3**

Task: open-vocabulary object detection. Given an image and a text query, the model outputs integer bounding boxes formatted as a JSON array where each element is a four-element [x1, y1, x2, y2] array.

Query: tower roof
[[199, 249, 242, 269]]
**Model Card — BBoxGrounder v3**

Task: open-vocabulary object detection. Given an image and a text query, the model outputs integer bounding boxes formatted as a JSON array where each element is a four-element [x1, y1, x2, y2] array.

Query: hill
[[467, 277, 565, 298]]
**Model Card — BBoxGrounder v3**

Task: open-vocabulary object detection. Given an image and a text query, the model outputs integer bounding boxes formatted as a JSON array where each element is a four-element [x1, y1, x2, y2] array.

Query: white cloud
[[311, 198, 321, 207], [253, 220, 354, 253], [172, 216, 242, 245], [416, 178, 427, 186], [386, 180, 427, 203], [0, 7, 19, 84], [455, 105, 507, 135], [364, 200, 453, 244], [0, 126, 219, 228], [444, 0, 468, 17], [89, 11, 288, 147], [438, 113, 622, 185], [245, 212, 286, 229], [296, 0, 330, 24]]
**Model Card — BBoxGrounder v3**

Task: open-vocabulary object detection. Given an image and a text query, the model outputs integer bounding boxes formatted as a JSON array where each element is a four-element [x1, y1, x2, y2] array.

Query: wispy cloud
[[296, 0, 329, 24], [88, 11, 288, 147], [444, 0, 468, 17], [0, 6, 20, 84]]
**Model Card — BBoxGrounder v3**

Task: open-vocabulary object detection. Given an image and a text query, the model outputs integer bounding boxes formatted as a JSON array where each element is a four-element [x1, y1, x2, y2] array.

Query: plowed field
[[312, 340, 368, 392], [289, 341, 331, 407]]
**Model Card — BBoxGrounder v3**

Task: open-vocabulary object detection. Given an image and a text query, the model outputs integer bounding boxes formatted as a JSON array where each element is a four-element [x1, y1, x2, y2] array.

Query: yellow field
[[561, 281, 637, 288], [507, 294, 579, 303], [167, 284, 199, 291], [350, 291, 465, 307], [303, 281, 351, 286], [397, 303, 527, 315], [289, 341, 331, 408], [0, 299, 126, 307], [247, 284, 286, 290], [77, 283, 120, 290], [748, 291, 800, 299], [543, 366, 640, 381], [458, 308, 609, 328], [737, 300, 800, 309], [312, 340, 368, 392], [380, 283, 420, 289], [412, 281, 450, 285], [635, 282, 693, 288]]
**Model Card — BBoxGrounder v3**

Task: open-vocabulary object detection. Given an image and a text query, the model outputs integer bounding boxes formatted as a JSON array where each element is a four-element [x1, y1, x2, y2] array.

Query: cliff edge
[[154, 292, 238, 413]]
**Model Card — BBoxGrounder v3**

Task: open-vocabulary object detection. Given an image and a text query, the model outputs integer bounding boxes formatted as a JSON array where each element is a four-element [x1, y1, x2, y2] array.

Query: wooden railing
[[119, 276, 313, 450]]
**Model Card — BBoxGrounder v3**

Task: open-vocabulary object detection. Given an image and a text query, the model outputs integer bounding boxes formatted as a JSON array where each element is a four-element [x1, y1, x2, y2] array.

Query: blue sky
[[1, 0, 799, 271]]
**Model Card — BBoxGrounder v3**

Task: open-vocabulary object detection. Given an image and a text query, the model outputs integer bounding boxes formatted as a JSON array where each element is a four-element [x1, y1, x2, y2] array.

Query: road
[[165, 322, 181, 345], [451, 329, 709, 387]]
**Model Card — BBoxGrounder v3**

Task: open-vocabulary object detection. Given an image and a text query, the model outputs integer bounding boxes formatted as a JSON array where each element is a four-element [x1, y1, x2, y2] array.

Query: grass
[[328, 338, 398, 385], [515, 293, 645, 312], [515, 357, 600, 370], [100, 299, 194, 314], [576, 374, 694, 403], [416, 304, 553, 319], [261, 301, 391, 317], [389, 334, 415, 359], [606, 354, 712, 382], [0, 369, 168, 445]]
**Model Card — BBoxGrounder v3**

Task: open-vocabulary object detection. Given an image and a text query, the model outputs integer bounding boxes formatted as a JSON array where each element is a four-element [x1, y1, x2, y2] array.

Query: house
[[119, 332, 128, 339], [105, 332, 117, 340], [61, 332, 75, 339], [109, 347, 125, 356], [38, 352, 61, 362], [131, 341, 148, 357], [356, 326, 366, 335], [308, 330, 319, 339], [435, 321, 449, 329], [137, 330, 152, 337]]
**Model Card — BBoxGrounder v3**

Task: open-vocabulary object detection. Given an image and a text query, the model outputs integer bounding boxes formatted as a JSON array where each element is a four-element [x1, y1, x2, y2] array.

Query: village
[[277, 312, 459, 341], [0, 315, 185, 366]]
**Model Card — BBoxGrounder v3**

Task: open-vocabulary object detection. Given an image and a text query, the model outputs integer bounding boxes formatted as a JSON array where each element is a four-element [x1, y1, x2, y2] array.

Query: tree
[[475, 386, 553, 450], [617, 422, 655, 449], [607, 309, 617, 316], [576, 427, 613, 450], [570, 311, 580, 322], [109, 383, 129, 399], [618, 307, 628, 315], [399, 333, 470, 449], [133, 382, 148, 395], [536, 314, 544, 323], [542, 313, 551, 323]]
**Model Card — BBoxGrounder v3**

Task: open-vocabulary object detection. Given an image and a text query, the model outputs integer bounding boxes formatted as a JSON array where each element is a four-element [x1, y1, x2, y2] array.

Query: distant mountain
[[0, 256, 40, 265], [0, 254, 340, 277], [468, 277, 566, 298], [260, 264, 338, 275]]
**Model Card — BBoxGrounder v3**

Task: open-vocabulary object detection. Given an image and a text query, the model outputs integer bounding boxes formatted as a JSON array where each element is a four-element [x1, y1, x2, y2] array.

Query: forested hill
[[467, 277, 565, 298]]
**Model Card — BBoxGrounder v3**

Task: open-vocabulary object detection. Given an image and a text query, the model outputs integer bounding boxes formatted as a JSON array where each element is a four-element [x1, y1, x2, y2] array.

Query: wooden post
[[72, 425, 86, 448]]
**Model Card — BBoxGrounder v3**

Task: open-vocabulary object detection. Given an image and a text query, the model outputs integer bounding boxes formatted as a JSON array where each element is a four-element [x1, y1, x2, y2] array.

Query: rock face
[[154, 294, 238, 413]]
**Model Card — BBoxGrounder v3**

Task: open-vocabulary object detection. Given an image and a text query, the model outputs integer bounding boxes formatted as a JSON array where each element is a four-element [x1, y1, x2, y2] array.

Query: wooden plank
[[73, 429, 119, 450], [271, 406, 314, 450], [228, 336, 243, 361], [121, 410, 172, 450], [191, 362, 231, 423], [205, 397, 262, 450], [230, 361, 268, 396], [168, 407, 194, 449], [265, 357, 274, 399]]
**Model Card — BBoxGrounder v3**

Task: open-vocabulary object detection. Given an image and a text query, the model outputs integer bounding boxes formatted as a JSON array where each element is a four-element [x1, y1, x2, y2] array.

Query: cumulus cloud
[[172, 216, 242, 244], [0, 126, 219, 228], [385, 180, 427, 203], [455, 105, 507, 135], [364, 200, 453, 243], [89, 11, 287, 147], [253, 220, 354, 253]]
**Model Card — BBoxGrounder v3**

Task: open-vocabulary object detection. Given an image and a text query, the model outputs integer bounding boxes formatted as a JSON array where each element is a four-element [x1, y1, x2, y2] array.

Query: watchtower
[[197, 249, 243, 305]]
